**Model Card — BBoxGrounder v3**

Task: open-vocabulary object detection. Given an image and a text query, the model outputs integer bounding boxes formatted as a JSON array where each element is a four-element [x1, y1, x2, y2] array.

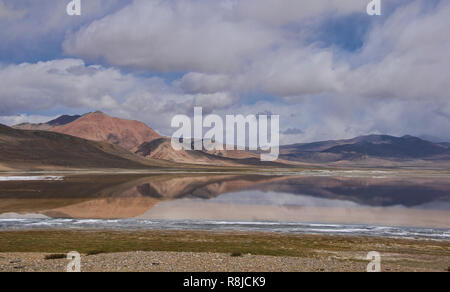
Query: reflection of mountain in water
[[135, 175, 270, 200], [0, 174, 449, 219], [135, 175, 450, 208], [249, 176, 450, 208]]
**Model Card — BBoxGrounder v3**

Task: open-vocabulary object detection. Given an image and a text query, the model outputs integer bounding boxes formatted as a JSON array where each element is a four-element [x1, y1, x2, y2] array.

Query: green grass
[[0, 230, 449, 259], [86, 250, 107, 256], [44, 254, 66, 260], [1, 230, 449, 271]]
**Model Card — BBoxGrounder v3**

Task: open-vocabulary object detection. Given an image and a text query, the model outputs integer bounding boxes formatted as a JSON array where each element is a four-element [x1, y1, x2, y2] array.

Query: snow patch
[[0, 213, 50, 219], [0, 176, 63, 181]]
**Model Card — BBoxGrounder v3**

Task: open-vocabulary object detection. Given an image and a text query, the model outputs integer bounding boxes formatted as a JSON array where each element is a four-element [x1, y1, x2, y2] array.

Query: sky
[[0, 0, 449, 144]]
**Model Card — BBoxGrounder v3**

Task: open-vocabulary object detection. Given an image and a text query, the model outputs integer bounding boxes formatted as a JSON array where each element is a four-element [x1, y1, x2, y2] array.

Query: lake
[[1, 171, 449, 239]]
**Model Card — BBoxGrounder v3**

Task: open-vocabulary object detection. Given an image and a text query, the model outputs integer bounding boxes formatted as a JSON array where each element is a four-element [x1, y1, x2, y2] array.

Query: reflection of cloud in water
[[0, 176, 63, 181], [415, 201, 450, 211], [205, 191, 361, 208], [0, 212, 50, 219], [140, 200, 450, 229]]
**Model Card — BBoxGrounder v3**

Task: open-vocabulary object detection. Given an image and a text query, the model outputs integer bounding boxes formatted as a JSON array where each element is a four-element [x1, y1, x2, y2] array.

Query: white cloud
[[342, 0, 450, 102], [63, 0, 450, 103], [62, 0, 368, 74], [194, 92, 237, 113], [0, 59, 240, 135], [236, 0, 365, 26], [251, 48, 349, 98], [0, 59, 132, 114], [0, 0, 127, 44], [174, 73, 231, 94], [2, 0, 450, 142], [63, 0, 278, 73], [0, 114, 57, 126], [0, 0, 25, 20], [2, 57, 450, 143]]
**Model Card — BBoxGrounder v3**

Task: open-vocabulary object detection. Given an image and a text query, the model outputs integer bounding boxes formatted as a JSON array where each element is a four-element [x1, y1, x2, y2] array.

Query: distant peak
[[81, 111, 109, 119], [83, 110, 105, 116], [47, 114, 82, 126], [401, 135, 421, 140]]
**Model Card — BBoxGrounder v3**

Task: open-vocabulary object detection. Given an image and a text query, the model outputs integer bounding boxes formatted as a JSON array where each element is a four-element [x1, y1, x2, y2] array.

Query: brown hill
[[136, 138, 237, 166], [13, 115, 81, 131], [0, 123, 169, 171], [136, 137, 285, 167], [280, 135, 450, 167], [12, 112, 286, 167], [52, 112, 161, 151]]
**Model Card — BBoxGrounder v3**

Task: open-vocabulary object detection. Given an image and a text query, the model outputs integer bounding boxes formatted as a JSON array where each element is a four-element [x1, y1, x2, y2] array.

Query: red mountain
[[51, 112, 161, 151]]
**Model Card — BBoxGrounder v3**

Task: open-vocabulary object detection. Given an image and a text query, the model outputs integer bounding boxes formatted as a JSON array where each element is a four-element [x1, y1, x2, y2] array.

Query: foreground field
[[0, 230, 448, 272]]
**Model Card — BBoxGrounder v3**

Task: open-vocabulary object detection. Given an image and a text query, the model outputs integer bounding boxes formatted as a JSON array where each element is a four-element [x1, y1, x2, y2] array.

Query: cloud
[[2, 57, 450, 143], [210, 95, 450, 145], [342, 0, 450, 102], [0, 114, 57, 126], [0, 59, 132, 114], [64, 0, 278, 73], [2, 0, 450, 142], [0, 0, 129, 62], [174, 73, 231, 94], [0, 59, 240, 135], [282, 128, 304, 135], [236, 0, 365, 26], [194, 92, 237, 113], [63, 0, 450, 103], [61, 0, 369, 74], [0, 59, 153, 120], [0, 0, 25, 20], [251, 47, 349, 98], [0, 0, 127, 36]]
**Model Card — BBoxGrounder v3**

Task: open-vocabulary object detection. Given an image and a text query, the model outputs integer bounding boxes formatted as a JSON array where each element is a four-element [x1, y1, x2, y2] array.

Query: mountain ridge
[[51, 112, 162, 151], [0, 123, 161, 170], [13, 115, 81, 131], [8, 113, 450, 168], [280, 134, 450, 163]]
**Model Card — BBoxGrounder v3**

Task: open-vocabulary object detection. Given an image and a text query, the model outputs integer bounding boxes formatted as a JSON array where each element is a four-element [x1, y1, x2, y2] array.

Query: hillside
[[13, 115, 81, 131], [0, 124, 163, 171], [136, 138, 284, 167], [52, 112, 161, 151], [280, 135, 450, 164], [8, 111, 450, 169]]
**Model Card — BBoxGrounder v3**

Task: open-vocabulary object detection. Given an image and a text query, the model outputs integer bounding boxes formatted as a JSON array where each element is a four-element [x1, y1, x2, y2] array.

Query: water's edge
[[1, 219, 449, 240]]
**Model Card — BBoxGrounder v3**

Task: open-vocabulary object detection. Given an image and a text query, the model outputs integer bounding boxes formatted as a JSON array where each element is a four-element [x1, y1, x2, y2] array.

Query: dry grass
[[0, 230, 448, 257], [44, 254, 66, 260], [0, 230, 449, 271]]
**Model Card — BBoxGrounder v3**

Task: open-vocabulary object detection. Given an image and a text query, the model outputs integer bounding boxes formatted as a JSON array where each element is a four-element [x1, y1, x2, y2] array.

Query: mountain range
[[13, 115, 82, 131], [0, 112, 448, 171], [2, 173, 449, 220], [0, 123, 153, 171], [51, 111, 161, 151], [280, 135, 450, 163]]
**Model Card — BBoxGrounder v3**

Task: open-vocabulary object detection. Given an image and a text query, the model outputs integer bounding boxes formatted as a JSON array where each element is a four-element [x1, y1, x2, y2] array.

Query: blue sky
[[0, 0, 449, 144]]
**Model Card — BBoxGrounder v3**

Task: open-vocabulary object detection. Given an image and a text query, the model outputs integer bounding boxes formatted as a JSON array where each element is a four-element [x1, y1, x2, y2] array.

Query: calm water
[[0, 172, 449, 239]]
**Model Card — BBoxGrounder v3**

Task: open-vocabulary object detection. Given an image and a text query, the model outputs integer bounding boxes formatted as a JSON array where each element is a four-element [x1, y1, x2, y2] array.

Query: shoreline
[[1, 217, 449, 240], [0, 229, 448, 272], [1, 168, 450, 175]]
